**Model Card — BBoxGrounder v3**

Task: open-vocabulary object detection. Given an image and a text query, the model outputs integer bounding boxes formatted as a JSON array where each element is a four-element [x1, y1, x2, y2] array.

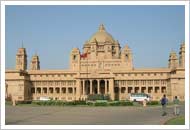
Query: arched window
[[125, 54, 128, 62], [73, 55, 77, 60]]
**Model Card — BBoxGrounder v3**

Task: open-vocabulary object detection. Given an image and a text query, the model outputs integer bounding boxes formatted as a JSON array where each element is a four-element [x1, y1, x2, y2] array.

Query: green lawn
[[164, 116, 185, 125]]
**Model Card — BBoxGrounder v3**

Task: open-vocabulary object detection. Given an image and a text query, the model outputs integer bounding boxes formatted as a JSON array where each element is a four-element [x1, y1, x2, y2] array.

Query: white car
[[39, 96, 50, 101], [129, 93, 151, 102]]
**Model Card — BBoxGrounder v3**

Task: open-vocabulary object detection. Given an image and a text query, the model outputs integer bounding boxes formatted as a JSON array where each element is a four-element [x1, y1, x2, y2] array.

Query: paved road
[[5, 105, 185, 125]]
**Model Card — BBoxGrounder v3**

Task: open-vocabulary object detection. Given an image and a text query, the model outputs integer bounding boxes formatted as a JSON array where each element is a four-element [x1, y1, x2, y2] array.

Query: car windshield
[[131, 93, 148, 97]]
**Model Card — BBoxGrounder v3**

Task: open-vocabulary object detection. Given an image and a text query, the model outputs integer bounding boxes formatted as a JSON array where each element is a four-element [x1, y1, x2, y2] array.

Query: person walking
[[173, 96, 180, 116], [160, 94, 168, 116]]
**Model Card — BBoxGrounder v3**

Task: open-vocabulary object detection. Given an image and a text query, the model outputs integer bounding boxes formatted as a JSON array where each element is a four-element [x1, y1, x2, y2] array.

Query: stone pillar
[[73, 87, 75, 95], [76, 80, 80, 100], [60, 87, 62, 97], [83, 80, 85, 95], [47, 87, 49, 95], [105, 80, 107, 94], [66, 87, 68, 95], [90, 80, 92, 94], [109, 78, 114, 100], [97, 79, 100, 94], [146, 86, 148, 94]]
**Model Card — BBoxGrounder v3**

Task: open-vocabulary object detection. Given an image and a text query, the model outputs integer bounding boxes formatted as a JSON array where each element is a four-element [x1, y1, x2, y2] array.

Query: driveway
[[5, 105, 185, 125]]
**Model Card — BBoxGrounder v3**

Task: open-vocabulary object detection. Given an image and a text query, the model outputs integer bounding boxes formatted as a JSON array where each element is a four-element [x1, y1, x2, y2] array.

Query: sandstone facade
[[5, 24, 185, 101]]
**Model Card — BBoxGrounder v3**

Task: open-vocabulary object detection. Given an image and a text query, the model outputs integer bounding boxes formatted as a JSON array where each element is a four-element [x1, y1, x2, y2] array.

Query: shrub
[[147, 101, 159, 105], [74, 100, 86, 105], [109, 101, 120, 106], [119, 101, 133, 106], [109, 101, 133, 106], [87, 94, 110, 101], [94, 102, 108, 106], [86, 101, 94, 106]]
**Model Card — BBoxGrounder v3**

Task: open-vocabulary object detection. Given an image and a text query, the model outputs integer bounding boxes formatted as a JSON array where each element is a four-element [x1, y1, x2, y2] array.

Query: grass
[[164, 116, 185, 125]]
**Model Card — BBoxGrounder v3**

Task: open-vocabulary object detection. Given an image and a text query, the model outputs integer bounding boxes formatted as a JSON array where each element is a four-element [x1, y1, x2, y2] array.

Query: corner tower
[[168, 51, 178, 69], [30, 54, 40, 70], [121, 44, 133, 69], [16, 47, 27, 70], [179, 42, 185, 68]]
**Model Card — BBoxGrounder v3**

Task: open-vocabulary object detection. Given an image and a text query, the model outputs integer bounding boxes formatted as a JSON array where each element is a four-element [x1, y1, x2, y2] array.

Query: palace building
[[5, 24, 185, 102]]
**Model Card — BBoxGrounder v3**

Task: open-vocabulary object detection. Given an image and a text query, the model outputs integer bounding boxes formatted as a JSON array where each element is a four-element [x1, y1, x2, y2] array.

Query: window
[[134, 80, 139, 85], [62, 88, 66, 93], [68, 88, 73, 93], [154, 80, 160, 85], [73, 55, 77, 60], [141, 80, 146, 86], [127, 81, 133, 85], [147, 80, 153, 85], [121, 87, 126, 93]]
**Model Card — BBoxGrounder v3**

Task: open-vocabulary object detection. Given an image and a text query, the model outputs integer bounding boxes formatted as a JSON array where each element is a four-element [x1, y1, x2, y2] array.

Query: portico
[[78, 78, 114, 100]]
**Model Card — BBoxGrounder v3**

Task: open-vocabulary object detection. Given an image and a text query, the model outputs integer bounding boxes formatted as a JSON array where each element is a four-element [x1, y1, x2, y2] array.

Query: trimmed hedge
[[94, 102, 108, 106], [109, 101, 133, 106], [147, 101, 159, 105], [87, 94, 110, 101], [31, 100, 134, 107], [32, 100, 87, 106]]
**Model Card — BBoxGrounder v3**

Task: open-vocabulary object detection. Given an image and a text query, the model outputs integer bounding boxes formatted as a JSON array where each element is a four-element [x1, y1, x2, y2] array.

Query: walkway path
[[5, 105, 185, 125]]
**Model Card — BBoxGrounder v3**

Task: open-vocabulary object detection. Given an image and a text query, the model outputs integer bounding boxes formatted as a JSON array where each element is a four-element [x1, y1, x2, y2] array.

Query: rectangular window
[[121, 87, 126, 93]]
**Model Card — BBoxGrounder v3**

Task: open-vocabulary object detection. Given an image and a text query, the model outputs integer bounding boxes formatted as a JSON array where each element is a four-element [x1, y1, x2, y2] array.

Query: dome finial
[[99, 24, 105, 32]]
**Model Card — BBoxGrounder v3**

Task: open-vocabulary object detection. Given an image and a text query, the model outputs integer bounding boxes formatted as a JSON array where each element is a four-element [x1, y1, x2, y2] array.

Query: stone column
[[66, 87, 68, 95], [146, 86, 148, 94], [97, 79, 100, 94], [75, 80, 81, 100], [83, 80, 85, 95], [35, 87, 37, 95], [90, 80, 92, 94], [105, 80, 107, 94], [41, 87, 43, 95], [72, 87, 74, 95], [109, 79, 114, 100]]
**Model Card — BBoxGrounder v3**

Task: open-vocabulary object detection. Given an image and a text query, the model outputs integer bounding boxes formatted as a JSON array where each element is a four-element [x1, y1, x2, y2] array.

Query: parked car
[[129, 93, 151, 102], [39, 96, 50, 101]]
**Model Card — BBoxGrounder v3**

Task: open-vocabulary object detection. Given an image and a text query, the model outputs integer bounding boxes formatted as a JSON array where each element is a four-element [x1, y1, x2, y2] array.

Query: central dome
[[89, 24, 115, 43]]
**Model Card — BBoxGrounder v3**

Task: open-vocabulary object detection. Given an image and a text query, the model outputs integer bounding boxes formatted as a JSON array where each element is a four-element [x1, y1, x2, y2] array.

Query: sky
[[5, 5, 185, 70]]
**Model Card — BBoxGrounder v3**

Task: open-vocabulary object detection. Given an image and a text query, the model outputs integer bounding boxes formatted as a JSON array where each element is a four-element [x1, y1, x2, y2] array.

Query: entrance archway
[[100, 80, 105, 94], [92, 80, 97, 94], [85, 80, 90, 95]]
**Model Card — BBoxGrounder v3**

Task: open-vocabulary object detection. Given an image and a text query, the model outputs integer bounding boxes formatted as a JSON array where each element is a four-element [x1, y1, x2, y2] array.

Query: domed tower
[[121, 44, 133, 69], [179, 42, 185, 68], [70, 48, 80, 71], [16, 47, 27, 70], [168, 51, 178, 69], [84, 24, 121, 60], [30, 54, 40, 70]]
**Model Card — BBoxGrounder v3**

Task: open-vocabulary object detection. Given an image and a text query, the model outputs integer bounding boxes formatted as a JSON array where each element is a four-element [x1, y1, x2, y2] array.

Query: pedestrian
[[173, 96, 180, 116], [160, 94, 168, 116]]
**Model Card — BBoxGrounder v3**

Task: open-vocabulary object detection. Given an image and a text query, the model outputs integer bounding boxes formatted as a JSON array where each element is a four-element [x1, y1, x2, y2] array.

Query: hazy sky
[[5, 5, 185, 70]]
